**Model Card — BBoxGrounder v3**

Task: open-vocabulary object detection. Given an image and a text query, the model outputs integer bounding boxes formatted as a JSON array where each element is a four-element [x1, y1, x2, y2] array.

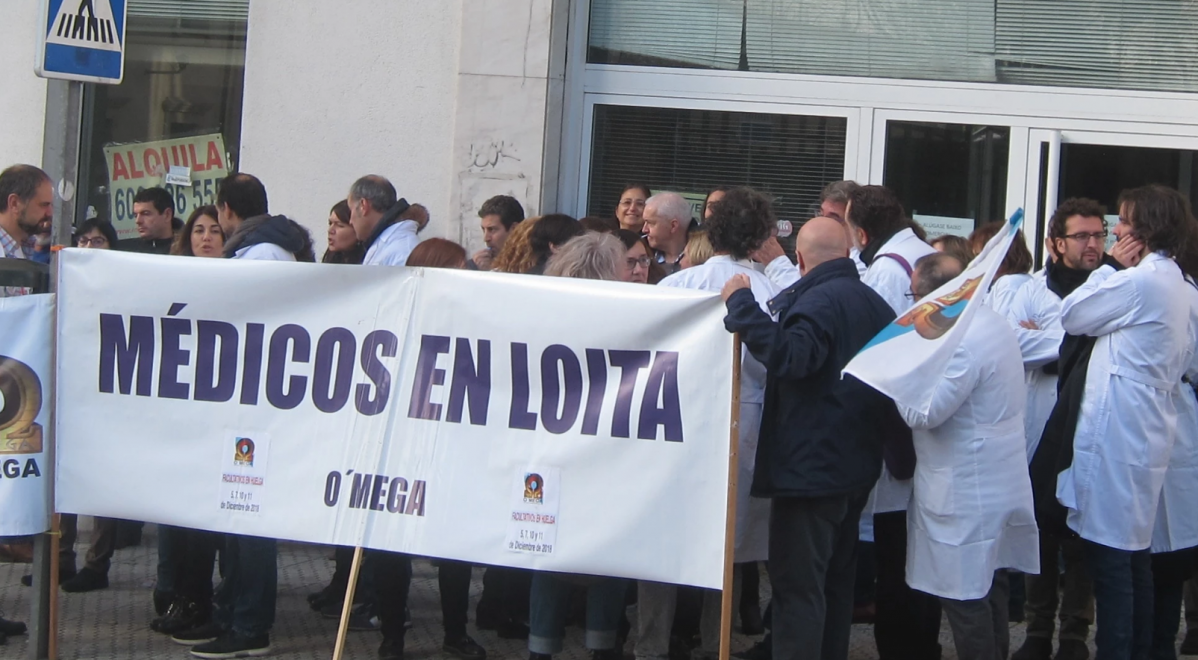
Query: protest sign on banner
[[102, 133, 229, 240], [0, 294, 54, 537], [56, 250, 735, 588], [844, 209, 1024, 415]]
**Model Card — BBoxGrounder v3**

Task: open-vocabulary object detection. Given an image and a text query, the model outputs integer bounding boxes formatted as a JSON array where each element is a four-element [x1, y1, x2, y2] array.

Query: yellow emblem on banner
[[0, 355, 44, 454]]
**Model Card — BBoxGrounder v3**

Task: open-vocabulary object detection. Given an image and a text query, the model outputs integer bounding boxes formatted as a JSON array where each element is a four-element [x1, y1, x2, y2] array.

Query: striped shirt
[[0, 225, 31, 297]]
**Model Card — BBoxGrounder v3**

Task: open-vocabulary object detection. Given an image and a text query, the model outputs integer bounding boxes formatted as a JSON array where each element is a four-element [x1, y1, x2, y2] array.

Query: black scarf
[[858, 227, 904, 266], [362, 198, 411, 253], [1028, 254, 1123, 536], [222, 214, 308, 259]]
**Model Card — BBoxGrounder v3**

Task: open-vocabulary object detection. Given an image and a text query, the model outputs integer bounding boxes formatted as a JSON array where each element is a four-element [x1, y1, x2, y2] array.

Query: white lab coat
[[1153, 282, 1198, 554], [1006, 270, 1062, 461], [1057, 252, 1198, 551], [233, 243, 296, 261], [363, 219, 420, 267], [863, 228, 938, 516], [896, 305, 1040, 600], [660, 255, 777, 562], [988, 272, 1032, 318]]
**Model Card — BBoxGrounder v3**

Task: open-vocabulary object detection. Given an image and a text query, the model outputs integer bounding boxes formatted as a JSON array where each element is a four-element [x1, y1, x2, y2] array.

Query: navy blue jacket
[[724, 257, 904, 498]]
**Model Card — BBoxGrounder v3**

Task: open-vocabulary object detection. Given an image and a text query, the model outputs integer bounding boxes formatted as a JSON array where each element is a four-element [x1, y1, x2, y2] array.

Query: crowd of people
[[3, 161, 1198, 660]]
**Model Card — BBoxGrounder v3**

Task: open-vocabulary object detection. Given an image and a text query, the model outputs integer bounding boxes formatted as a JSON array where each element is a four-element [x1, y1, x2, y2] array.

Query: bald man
[[722, 217, 905, 660]]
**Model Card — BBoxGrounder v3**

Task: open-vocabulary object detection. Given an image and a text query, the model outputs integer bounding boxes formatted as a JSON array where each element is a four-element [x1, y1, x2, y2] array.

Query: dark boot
[[1012, 636, 1053, 660]]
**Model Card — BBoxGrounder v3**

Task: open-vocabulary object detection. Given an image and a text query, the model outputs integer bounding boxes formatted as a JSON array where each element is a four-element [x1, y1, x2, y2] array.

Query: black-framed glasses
[[626, 256, 651, 269], [1063, 230, 1108, 243]]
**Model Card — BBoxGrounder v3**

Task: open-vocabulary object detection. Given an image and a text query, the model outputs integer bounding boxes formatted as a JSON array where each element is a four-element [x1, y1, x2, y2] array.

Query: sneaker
[[190, 631, 270, 658], [1011, 636, 1053, 660], [443, 634, 487, 660], [378, 636, 404, 660], [152, 598, 210, 635], [1054, 639, 1090, 660], [173, 621, 226, 646], [21, 567, 76, 587], [60, 567, 108, 593], [732, 636, 770, 660], [307, 585, 344, 612], [0, 615, 27, 637], [347, 602, 379, 632], [154, 589, 176, 616], [1182, 629, 1198, 656]]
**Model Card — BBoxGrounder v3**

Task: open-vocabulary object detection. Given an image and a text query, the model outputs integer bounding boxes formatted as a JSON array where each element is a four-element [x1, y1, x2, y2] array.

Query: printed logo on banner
[[0, 356, 44, 455], [523, 473, 544, 503], [219, 432, 271, 516], [234, 437, 255, 467], [507, 467, 560, 556]]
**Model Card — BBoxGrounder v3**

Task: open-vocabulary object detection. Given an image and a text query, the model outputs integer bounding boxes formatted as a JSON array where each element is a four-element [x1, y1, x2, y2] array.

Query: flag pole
[[719, 334, 742, 660], [330, 546, 365, 660]]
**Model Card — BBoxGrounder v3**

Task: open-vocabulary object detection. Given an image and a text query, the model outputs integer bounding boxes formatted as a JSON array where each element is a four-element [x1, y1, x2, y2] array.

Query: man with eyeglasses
[[642, 192, 694, 276], [1007, 198, 1127, 660]]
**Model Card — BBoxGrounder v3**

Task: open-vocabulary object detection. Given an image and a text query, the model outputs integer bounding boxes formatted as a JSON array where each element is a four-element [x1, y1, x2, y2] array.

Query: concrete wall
[[239, 0, 569, 256], [1, 2, 48, 166], [238, 1, 464, 244]]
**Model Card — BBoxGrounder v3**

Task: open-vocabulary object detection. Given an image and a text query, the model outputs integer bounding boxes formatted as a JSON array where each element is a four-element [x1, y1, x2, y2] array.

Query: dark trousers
[[1025, 531, 1093, 642], [1151, 548, 1198, 660], [939, 570, 1010, 660], [212, 535, 276, 638], [1084, 540, 1153, 660], [439, 560, 473, 638], [58, 514, 117, 574], [768, 489, 869, 660], [873, 510, 942, 660], [178, 529, 221, 605], [373, 551, 413, 640], [478, 566, 532, 625]]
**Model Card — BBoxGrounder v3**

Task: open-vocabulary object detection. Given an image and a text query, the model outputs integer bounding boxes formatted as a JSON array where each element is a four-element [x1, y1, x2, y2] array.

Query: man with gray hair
[[641, 192, 693, 275], [347, 175, 420, 266]]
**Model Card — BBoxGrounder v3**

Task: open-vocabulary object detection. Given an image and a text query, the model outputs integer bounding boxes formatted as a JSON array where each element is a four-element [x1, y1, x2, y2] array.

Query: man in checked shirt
[[0, 164, 54, 298]]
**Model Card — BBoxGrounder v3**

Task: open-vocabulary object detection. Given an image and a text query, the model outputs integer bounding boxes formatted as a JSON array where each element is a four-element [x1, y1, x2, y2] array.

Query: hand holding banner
[[843, 209, 1025, 415]]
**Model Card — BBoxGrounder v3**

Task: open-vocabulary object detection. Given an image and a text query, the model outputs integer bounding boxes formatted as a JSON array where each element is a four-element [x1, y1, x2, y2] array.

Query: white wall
[[238, 0, 463, 245], [0, 3, 48, 166]]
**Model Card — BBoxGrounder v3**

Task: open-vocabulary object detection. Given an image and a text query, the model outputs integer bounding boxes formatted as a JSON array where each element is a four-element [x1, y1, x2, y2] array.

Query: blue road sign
[[35, 0, 127, 84]]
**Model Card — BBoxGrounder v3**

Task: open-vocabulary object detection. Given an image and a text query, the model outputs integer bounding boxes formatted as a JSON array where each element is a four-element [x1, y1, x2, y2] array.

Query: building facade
[[5, 0, 1198, 262]]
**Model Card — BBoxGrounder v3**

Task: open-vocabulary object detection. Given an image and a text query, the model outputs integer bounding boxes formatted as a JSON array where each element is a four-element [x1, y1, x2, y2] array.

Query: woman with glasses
[[73, 218, 118, 249], [614, 184, 651, 232], [615, 228, 662, 284]]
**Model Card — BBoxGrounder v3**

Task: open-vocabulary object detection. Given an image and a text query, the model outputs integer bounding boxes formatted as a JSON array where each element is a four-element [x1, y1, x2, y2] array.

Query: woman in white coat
[[1056, 185, 1198, 660], [895, 265, 1039, 660]]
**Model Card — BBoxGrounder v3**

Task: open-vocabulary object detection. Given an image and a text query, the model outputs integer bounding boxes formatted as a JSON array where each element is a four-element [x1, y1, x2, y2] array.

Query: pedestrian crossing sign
[[35, 0, 127, 84]]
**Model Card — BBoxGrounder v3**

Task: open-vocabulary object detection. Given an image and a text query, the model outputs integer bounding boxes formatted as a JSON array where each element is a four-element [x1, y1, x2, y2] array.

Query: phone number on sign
[[111, 178, 221, 225]]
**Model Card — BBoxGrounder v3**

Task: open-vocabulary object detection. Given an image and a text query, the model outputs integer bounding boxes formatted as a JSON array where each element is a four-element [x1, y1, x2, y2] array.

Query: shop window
[[78, 0, 248, 245], [587, 104, 847, 256]]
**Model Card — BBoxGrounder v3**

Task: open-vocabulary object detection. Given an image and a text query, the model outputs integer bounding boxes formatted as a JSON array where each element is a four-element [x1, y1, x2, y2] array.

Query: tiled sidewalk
[[0, 523, 1109, 659]]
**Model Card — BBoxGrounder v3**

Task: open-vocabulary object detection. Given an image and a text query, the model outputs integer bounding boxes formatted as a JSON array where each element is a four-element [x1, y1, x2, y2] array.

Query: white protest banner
[[56, 250, 734, 588], [0, 294, 54, 537], [102, 133, 229, 240], [844, 209, 1024, 414]]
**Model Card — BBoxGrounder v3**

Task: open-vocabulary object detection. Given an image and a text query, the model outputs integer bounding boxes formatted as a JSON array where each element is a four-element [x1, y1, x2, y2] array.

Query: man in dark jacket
[[721, 216, 905, 660]]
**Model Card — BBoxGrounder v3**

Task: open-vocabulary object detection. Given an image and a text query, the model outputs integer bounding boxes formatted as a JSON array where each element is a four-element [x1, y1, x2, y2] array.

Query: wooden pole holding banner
[[47, 515, 60, 660], [330, 546, 366, 660], [719, 335, 743, 660]]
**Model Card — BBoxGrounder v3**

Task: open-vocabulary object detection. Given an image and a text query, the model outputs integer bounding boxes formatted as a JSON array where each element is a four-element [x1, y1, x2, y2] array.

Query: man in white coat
[[845, 185, 940, 660], [1056, 184, 1198, 660], [348, 175, 421, 267], [1006, 197, 1109, 660], [645, 187, 776, 660], [896, 252, 1040, 660]]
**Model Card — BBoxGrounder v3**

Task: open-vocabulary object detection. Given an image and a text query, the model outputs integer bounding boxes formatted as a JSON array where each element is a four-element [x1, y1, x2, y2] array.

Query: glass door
[[1024, 130, 1198, 266], [869, 111, 1028, 242]]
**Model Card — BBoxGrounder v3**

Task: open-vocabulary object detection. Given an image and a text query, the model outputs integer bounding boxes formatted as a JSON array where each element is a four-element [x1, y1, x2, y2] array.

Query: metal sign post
[[29, 78, 84, 660]]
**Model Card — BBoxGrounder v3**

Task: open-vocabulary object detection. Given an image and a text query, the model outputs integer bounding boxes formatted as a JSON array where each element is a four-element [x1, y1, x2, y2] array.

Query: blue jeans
[[1084, 540, 1153, 660], [529, 572, 626, 655], [212, 535, 277, 638]]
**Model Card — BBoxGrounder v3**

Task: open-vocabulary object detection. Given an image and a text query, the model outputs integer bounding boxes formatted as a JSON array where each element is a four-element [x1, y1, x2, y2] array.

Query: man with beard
[[1007, 198, 1112, 660]]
